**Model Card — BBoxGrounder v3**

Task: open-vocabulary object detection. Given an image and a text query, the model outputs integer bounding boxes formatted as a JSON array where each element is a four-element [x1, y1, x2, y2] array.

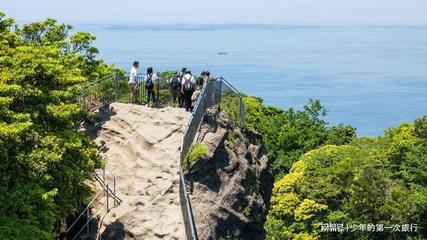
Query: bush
[[184, 142, 209, 168]]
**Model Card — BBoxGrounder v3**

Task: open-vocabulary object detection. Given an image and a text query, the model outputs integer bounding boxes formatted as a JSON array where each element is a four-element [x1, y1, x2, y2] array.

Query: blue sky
[[1, 0, 426, 25]]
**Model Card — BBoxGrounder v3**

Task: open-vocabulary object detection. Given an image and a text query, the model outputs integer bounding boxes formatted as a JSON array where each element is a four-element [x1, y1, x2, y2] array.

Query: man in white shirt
[[129, 61, 139, 104]]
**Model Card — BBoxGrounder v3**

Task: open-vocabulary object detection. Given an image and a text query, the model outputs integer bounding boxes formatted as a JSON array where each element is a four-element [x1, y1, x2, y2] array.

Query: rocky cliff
[[82, 103, 189, 240], [186, 111, 274, 240]]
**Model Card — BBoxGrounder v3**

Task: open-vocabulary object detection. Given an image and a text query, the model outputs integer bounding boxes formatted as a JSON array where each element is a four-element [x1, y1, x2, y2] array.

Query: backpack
[[145, 74, 154, 90], [170, 77, 179, 90], [184, 77, 193, 91]]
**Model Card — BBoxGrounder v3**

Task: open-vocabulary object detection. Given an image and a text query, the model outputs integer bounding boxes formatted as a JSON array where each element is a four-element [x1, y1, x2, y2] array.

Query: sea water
[[76, 24, 427, 136]]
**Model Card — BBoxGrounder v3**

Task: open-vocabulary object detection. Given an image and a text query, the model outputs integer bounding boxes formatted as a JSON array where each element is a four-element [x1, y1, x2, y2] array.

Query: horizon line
[[12, 18, 427, 28]]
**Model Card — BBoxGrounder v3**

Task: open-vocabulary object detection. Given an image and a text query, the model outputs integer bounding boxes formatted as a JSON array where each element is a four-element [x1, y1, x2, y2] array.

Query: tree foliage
[[265, 117, 427, 240], [243, 96, 356, 179], [0, 13, 113, 239], [243, 97, 426, 239]]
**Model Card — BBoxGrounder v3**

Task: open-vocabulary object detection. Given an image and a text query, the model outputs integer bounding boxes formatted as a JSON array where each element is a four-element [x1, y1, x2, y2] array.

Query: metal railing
[[75, 73, 175, 111], [75, 74, 117, 111], [64, 168, 122, 240], [179, 77, 245, 240], [116, 73, 175, 105], [218, 77, 246, 126], [68, 76, 125, 240]]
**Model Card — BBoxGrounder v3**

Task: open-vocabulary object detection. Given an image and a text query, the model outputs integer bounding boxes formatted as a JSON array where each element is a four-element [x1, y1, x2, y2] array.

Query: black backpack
[[170, 77, 179, 90], [145, 74, 154, 90]]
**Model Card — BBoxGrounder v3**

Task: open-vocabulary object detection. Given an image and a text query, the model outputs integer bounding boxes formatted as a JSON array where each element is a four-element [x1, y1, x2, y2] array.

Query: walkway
[[93, 102, 189, 239]]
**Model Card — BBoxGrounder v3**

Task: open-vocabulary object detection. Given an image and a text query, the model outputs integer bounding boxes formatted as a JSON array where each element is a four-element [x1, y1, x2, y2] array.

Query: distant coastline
[[75, 23, 427, 31]]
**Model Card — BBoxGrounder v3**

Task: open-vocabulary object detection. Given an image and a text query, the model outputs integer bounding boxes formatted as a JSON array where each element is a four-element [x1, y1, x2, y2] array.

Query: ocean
[[76, 24, 427, 136]]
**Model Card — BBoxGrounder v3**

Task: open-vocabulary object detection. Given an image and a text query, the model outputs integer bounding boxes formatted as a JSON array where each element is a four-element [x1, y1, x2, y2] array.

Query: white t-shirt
[[143, 73, 159, 84], [181, 74, 195, 85], [129, 66, 138, 84]]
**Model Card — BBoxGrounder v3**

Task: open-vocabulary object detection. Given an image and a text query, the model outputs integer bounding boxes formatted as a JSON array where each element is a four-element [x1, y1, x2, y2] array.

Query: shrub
[[184, 142, 209, 168]]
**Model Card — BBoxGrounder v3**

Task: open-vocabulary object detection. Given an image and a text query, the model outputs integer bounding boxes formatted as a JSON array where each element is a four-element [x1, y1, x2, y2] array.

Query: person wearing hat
[[181, 69, 196, 111]]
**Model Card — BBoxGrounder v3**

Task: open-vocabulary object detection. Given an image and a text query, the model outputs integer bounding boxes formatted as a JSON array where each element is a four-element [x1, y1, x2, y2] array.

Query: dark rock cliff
[[186, 111, 274, 240]]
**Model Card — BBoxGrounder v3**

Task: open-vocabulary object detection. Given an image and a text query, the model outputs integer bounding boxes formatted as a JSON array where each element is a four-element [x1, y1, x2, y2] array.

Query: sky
[[1, 0, 427, 25]]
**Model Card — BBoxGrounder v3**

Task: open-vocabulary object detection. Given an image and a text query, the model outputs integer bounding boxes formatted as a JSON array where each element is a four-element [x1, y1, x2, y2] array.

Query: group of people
[[169, 67, 212, 111], [128, 61, 213, 111]]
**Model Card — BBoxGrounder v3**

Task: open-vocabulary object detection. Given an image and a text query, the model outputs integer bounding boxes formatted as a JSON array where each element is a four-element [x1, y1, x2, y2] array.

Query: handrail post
[[142, 76, 146, 104], [156, 80, 160, 104], [218, 77, 223, 112], [106, 182, 110, 212], [103, 168, 106, 186], [113, 177, 117, 205], [86, 208, 90, 236], [239, 96, 245, 126], [115, 73, 119, 101]]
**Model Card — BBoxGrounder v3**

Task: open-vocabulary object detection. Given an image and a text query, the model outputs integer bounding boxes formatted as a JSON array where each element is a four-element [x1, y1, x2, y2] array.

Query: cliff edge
[[186, 111, 274, 240]]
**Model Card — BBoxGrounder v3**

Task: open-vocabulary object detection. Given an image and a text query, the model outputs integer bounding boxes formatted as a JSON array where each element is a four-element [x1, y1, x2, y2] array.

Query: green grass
[[184, 142, 209, 168]]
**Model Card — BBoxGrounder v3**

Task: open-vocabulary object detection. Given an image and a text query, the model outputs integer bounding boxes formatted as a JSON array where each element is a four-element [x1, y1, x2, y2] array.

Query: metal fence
[[75, 75, 117, 111], [75, 73, 176, 111], [116, 73, 175, 105], [218, 77, 246, 126], [63, 169, 122, 240], [180, 80, 222, 163], [179, 77, 245, 240], [70, 75, 126, 240]]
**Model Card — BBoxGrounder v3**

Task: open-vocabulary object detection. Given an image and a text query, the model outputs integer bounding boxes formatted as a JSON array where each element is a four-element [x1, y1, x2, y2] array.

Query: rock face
[[186, 112, 274, 240], [85, 103, 189, 240]]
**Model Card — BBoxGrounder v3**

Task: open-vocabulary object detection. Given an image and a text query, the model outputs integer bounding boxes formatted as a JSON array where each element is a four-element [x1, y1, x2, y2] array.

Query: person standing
[[181, 69, 195, 111], [144, 67, 159, 107], [128, 61, 139, 104], [197, 71, 206, 87], [205, 71, 212, 82], [179, 67, 187, 107], [169, 72, 181, 107]]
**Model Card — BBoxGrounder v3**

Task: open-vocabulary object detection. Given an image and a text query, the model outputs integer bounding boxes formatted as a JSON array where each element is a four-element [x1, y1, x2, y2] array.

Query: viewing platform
[[64, 73, 245, 240]]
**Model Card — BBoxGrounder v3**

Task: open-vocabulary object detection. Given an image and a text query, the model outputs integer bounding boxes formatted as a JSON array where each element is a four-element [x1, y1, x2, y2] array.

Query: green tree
[[266, 116, 427, 240], [0, 13, 113, 239], [243, 96, 355, 179]]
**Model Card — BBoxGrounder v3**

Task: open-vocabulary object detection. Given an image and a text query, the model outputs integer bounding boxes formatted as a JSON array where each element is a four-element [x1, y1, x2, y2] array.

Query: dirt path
[[93, 103, 189, 240]]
